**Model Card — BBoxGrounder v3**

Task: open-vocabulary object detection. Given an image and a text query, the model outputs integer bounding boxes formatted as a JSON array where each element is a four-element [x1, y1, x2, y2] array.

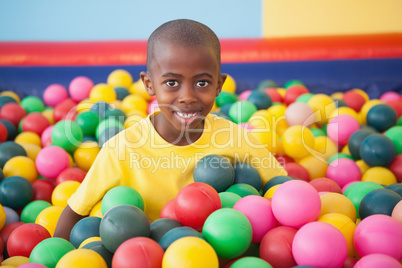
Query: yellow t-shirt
[[68, 112, 287, 221]]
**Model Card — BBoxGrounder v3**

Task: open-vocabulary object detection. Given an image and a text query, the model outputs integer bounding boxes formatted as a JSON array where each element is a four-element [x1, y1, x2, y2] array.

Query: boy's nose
[[178, 86, 197, 104]]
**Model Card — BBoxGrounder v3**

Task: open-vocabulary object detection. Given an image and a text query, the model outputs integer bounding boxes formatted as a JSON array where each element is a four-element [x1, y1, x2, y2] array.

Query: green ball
[[284, 79, 304, 89], [296, 93, 314, 103], [219, 192, 242, 208], [216, 91, 238, 107], [384, 126, 402, 154], [104, 107, 127, 124], [96, 118, 124, 139], [29, 237, 75, 267], [344, 181, 384, 218], [230, 257, 272, 268], [20, 200, 52, 223], [202, 208, 252, 259], [226, 183, 261, 197], [20, 96, 45, 113], [257, 80, 278, 91], [310, 127, 326, 137], [101, 186, 145, 215], [228, 101, 257, 124], [51, 120, 83, 153], [327, 153, 354, 164], [397, 116, 402, 126], [75, 111, 101, 137]]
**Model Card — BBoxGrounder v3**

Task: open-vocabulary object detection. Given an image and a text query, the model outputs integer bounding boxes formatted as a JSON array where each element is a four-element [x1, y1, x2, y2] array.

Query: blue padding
[[1, 58, 401, 99]]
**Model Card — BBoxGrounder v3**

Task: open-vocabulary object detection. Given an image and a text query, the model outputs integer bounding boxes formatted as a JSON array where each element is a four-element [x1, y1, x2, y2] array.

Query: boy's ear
[[216, 73, 227, 96], [140, 71, 156, 96]]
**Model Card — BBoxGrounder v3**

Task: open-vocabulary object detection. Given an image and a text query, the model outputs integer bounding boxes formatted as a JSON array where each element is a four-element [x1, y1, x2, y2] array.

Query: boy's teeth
[[177, 112, 198, 118]]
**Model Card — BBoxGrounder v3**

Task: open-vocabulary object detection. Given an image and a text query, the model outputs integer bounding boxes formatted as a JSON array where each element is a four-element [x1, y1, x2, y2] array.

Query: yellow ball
[[319, 192, 357, 222], [35, 206, 63, 236], [121, 94, 148, 115], [0, 204, 6, 230], [362, 167, 397, 186], [52, 181, 81, 208], [42, 109, 55, 125], [352, 88, 369, 102], [20, 143, 41, 161], [282, 126, 315, 159], [331, 92, 344, 100], [266, 105, 288, 136], [250, 127, 280, 154], [76, 99, 93, 114], [90, 83, 117, 103], [355, 159, 370, 175], [3, 156, 38, 182], [277, 88, 286, 97], [0, 91, 21, 103], [89, 200, 103, 218], [307, 94, 337, 125], [298, 155, 328, 180], [341, 145, 351, 155], [359, 99, 384, 124], [107, 69, 133, 89], [78, 236, 102, 249], [162, 237, 219, 268], [129, 79, 151, 101], [14, 131, 41, 147], [221, 74, 236, 93], [264, 184, 281, 199], [328, 107, 359, 121], [318, 212, 356, 257], [248, 110, 271, 129], [56, 249, 107, 268], [310, 136, 338, 162], [73, 141, 100, 172], [1, 256, 29, 266]]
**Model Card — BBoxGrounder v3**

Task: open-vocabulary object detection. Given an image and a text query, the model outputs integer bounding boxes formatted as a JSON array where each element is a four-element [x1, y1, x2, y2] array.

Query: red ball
[[112, 237, 164, 268], [32, 179, 55, 203], [309, 177, 342, 194], [0, 122, 7, 143], [53, 98, 77, 122], [0, 222, 25, 247], [386, 100, 402, 118], [284, 85, 309, 105], [283, 162, 310, 182], [275, 154, 294, 167], [160, 198, 179, 221], [56, 167, 86, 185], [21, 112, 50, 136], [0, 103, 27, 128], [265, 88, 284, 103], [389, 154, 402, 183], [259, 226, 298, 268], [174, 182, 221, 231], [342, 91, 366, 112], [7, 223, 51, 257]]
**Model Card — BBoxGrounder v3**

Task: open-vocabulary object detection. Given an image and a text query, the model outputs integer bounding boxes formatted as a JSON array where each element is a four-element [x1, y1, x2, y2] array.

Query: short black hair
[[146, 19, 221, 73]]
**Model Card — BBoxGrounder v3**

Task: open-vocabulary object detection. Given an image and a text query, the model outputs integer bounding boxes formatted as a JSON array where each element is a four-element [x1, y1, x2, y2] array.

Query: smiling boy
[[54, 19, 286, 240]]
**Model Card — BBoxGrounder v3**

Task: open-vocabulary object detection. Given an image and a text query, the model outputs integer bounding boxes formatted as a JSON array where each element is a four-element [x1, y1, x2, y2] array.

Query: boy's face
[[141, 43, 226, 135]]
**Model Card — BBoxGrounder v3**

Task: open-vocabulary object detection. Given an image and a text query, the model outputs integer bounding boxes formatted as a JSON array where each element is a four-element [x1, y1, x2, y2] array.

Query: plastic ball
[[262, 175, 292, 194], [384, 126, 402, 155], [15, 131, 41, 147], [121, 94, 148, 115], [298, 155, 328, 180], [283, 85, 309, 105], [229, 101, 258, 124], [20, 96, 45, 114], [285, 102, 315, 127], [296, 93, 314, 104], [282, 126, 315, 159], [129, 80, 151, 102], [101, 185, 144, 215], [230, 257, 272, 268], [233, 162, 262, 191], [100, 205, 150, 253], [292, 221, 347, 268], [20, 112, 50, 136], [319, 192, 357, 221], [392, 200, 402, 224], [265, 88, 283, 103], [0, 141, 27, 168], [389, 154, 402, 183], [0, 176, 33, 210], [221, 74, 236, 93], [247, 90, 272, 110], [0, 91, 20, 103], [52, 98, 77, 122], [159, 226, 203, 251], [150, 218, 182, 242], [30, 237, 75, 268], [75, 111, 101, 137], [35, 146, 70, 179], [107, 69, 133, 89], [249, 126, 280, 154], [0, 119, 18, 141], [367, 104, 397, 132], [307, 94, 337, 125], [327, 115, 360, 146], [32, 179, 55, 203], [3, 206, 19, 225], [327, 153, 354, 165], [56, 248, 107, 268], [51, 180, 80, 207], [310, 136, 338, 162], [326, 158, 361, 188], [359, 188, 401, 219], [271, 180, 321, 228], [225, 183, 261, 197], [238, 90, 252, 101], [362, 166, 397, 185], [310, 177, 342, 195], [354, 253, 402, 268], [43, 84, 68, 107], [20, 200, 51, 223], [0, 121, 8, 143], [1, 256, 29, 266], [51, 120, 83, 153], [233, 195, 277, 243], [113, 86, 130, 101], [73, 141, 100, 172], [342, 91, 366, 112], [7, 223, 51, 257], [3, 156, 38, 182], [69, 216, 102, 248], [0, 102, 27, 128], [282, 162, 310, 181], [348, 129, 375, 160], [90, 101, 110, 119], [90, 83, 117, 103], [68, 76, 94, 102], [160, 198, 179, 221], [79, 237, 102, 249], [387, 100, 402, 118], [219, 192, 242, 208], [56, 167, 86, 185], [193, 154, 234, 192], [354, 214, 402, 260], [344, 181, 384, 218], [16, 263, 46, 268], [35, 206, 63, 236], [202, 208, 252, 259], [386, 183, 402, 197], [318, 213, 356, 257], [215, 91, 238, 107], [360, 134, 396, 167]]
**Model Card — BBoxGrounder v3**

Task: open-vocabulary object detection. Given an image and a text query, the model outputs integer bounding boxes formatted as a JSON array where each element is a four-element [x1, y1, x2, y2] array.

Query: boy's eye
[[196, 81, 209, 87], [166, 80, 179, 87]]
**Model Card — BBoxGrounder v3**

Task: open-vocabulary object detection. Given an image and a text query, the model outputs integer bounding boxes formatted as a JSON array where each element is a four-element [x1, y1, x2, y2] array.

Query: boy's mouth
[[174, 111, 200, 124]]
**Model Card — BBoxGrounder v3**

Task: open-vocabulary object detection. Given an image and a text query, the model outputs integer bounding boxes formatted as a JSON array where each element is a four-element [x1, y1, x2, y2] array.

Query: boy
[[54, 19, 286, 240]]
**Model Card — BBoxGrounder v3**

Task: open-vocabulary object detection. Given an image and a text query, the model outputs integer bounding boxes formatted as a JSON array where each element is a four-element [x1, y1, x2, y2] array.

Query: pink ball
[[327, 114, 360, 146], [292, 221, 347, 268], [147, 98, 159, 115], [354, 214, 402, 260], [238, 90, 252, 101], [69, 76, 94, 102], [41, 125, 54, 147], [35, 145, 70, 179], [238, 122, 254, 131], [233, 195, 277, 243], [326, 158, 361, 188], [18, 264, 47, 268], [380, 91, 400, 102], [43, 84, 69, 107], [354, 253, 402, 268], [285, 102, 315, 127], [271, 180, 321, 228]]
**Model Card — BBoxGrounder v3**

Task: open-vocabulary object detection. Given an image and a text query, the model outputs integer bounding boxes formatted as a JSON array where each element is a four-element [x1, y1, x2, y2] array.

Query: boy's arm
[[54, 205, 86, 240]]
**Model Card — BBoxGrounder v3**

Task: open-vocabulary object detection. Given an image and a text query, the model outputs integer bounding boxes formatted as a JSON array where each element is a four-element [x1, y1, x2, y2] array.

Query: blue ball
[[82, 240, 113, 267], [233, 162, 262, 191], [360, 134, 396, 167], [359, 188, 402, 220], [0, 141, 26, 168], [70, 216, 102, 248], [263, 175, 293, 195], [90, 101, 111, 119], [0, 176, 33, 210], [113, 86, 130, 101], [247, 90, 272, 110], [150, 218, 182, 243], [159, 226, 203, 251], [348, 129, 375, 160], [367, 104, 397, 132], [385, 183, 402, 197]]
